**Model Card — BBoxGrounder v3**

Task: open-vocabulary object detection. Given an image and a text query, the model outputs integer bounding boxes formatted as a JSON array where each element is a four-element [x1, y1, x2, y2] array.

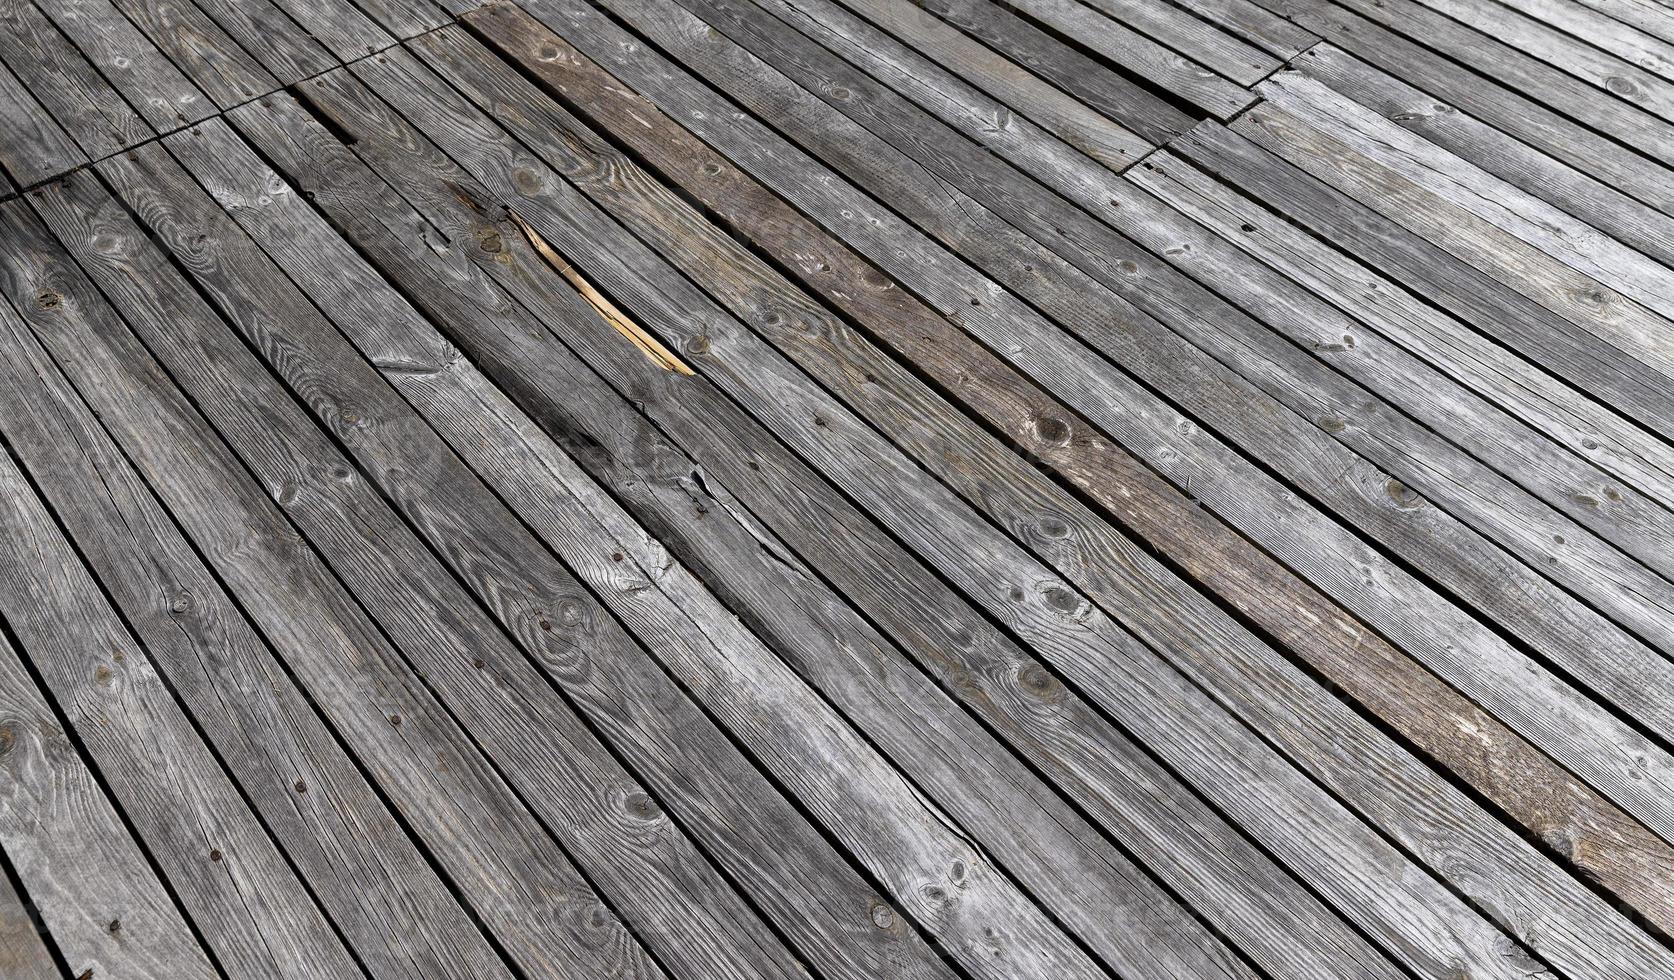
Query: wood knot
[[36, 290, 61, 309], [1032, 415, 1071, 446]]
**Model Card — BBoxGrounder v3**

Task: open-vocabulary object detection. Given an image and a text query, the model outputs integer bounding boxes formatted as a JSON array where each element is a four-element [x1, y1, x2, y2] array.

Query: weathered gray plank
[[1161, 0, 1317, 57], [0, 192, 665, 980], [0, 0, 152, 157], [959, 0, 1258, 116], [144, 117, 1071, 980], [1292, 44, 1674, 272], [0, 381, 363, 979], [1571, 0, 1674, 45], [771, 0, 1151, 170], [262, 0, 392, 60], [467, 0, 1674, 936], [504, 3, 1674, 975], [1502, 0, 1674, 82], [31, 0, 212, 130], [185, 0, 333, 82], [1269, 0, 1674, 212], [0, 62, 86, 186], [0, 615, 216, 980], [238, 73, 1299, 980], [374, 24, 1605, 980], [0, 861, 55, 980], [350, 0, 448, 37], [0, 211, 515, 980], [1130, 144, 1674, 522], [106, 0, 276, 107], [32, 164, 818, 980], [1074, 0, 1281, 84], [917, 0, 1193, 143], [1250, 70, 1674, 379]]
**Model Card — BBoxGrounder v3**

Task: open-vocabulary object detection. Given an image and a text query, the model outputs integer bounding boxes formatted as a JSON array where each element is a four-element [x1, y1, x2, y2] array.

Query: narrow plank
[[0, 617, 216, 980], [972, 0, 1258, 116], [26, 169, 811, 980], [1170, 119, 1674, 437], [0, 61, 87, 186], [1406, 0, 1674, 119], [1292, 44, 1674, 272], [1072, 0, 1282, 84], [0, 861, 55, 980], [0, 0, 151, 157], [1251, 69, 1674, 378], [106, 0, 277, 107], [1504, 0, 1674, 82], [917, 0, 1194, 143], [371, 26, 1615, 980], [1571, 0, 1674, 44], [1159, 0, 1317, 57], [237, 78, 1310, 980], [0, 214, 515, 980], [142, 120, 1066, 980], [468, 0, 1674, 935], [261, 0, 392, 60], [1129, 145, 1674, 519], [570, 0, 1674, 841], [30, 0, 212, 131], [503, 5, 1674, 976], [0, 195, 666, 980], [183, 0, 334, 83], [769, 0, 1152, 170], [0, 387, 364, 979], [1254, 0, 1674, 214]]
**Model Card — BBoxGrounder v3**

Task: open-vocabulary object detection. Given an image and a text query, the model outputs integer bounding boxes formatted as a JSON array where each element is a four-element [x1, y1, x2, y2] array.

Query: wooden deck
[[2, 0, 1673, 975]]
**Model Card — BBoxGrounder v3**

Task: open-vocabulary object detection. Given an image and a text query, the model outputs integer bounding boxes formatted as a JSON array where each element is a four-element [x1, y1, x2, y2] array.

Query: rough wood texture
[[0, 862, 55, 980]]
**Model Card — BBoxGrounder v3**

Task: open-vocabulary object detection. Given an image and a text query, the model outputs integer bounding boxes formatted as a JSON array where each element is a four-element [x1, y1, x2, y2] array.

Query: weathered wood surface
[[0, 614, 216, 980], [0, 193, 514, 980], [467, 0, 1674, 937], [0, 859, 55, 980], [4, 0, 1674, 971], [358, 13, 1658, 978], [151, 114, 1076, 980]]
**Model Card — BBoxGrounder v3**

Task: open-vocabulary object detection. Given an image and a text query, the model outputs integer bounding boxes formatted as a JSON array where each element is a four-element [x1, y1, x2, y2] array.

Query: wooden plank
[[1159, 0, 1317, 57], [499, 5, 1674, 976], [1292, 44, 1674, 272], [964, 0, 1258, 116], [917, 0, 1193, 143], [0, 616, 215, 980], [0, 861, 55, 980], [0, 0, 152, 157], [1255, 0, 1674, 170], [1406, 0, 1674, 119], [763, 0, 1151, 170], [566, 0, 1674, 836], [105, 0, 276, 108], [348, 0, 449, 38], [261, 0, 392, 60], [1130, 144, 1674, 521], [465, 0, 1674, 938], [0, 387, 364, 980], [1251, 70, 1674, 379], [0, 61, 86, 186], [1256, 0, 1674, 213], [1500, 0, 1674, 82], [1570, 0, 1674, 45], [31, 0, 212, 131], [27, 168, 813, 980], [366, 28, 1613, 980], [138, 120, 1066, 980], [185, 0, 334, 82], [1171, 119, 1674, 434], [0, 196, 665, 980], [0, 215, 515, 980], [234, 79, 1313, 980], [1072, 0, 1282, 84]]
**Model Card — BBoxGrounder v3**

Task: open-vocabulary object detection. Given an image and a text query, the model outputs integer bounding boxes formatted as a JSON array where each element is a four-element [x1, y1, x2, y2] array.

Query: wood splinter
[[506, 208, 695, 375]]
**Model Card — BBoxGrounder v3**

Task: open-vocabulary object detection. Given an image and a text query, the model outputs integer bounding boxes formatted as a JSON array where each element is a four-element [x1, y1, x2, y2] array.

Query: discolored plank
[[0, 614, 216, 980]]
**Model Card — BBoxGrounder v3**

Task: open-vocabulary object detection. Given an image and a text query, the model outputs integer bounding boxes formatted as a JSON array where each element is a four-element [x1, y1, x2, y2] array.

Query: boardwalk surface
[[2, 0, 1673, 976]]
